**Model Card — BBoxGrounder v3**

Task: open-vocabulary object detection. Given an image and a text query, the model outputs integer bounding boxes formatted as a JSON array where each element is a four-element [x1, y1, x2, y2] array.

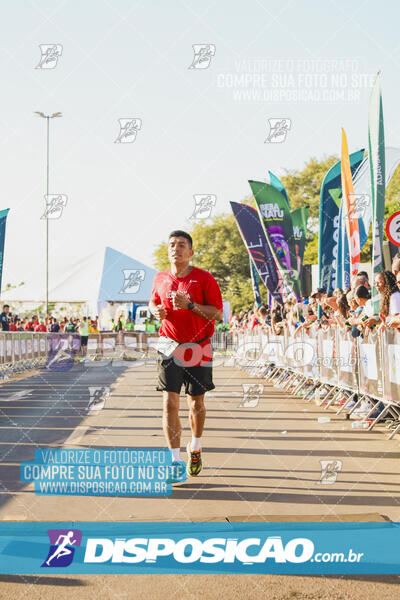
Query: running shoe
[[166, 460, 186, 485], [186, 442, 202, 477]]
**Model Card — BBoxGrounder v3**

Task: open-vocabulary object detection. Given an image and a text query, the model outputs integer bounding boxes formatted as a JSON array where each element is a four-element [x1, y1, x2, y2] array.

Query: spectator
[[65, 319, 76, 333], [51, 318, 60, 333], [89, 320, 99, 333], [392, 253, 400, 277], [124, 318, 135, 332], [24, 317, 34, 331], [34, 320, 47, 332], [362, 271, 400, 329], [0, 305, 10, 331], [348, 286, 371, 337], [78, 316, 89, 356], [9, 316, 18, 332]]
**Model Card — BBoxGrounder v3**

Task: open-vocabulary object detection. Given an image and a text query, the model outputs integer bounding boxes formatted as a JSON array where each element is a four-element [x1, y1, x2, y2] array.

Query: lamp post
[[34, 111, 62, 316]]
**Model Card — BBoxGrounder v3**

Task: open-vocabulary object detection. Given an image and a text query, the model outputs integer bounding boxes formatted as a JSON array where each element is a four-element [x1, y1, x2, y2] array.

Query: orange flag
[[341, 128, 360, 281]]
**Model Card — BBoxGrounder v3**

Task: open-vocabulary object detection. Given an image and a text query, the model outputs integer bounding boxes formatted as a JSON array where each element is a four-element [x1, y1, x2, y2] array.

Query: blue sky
[[1, 0, 400, 290]]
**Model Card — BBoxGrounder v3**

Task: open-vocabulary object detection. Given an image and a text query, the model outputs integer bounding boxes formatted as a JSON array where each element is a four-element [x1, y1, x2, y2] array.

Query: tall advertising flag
[[368, 72, 386, 313], [249, 258, 262, 307], [290, 206, 309, 280], [318, 149, 365, 294], [0, 209, 9, 294], [341, 129, 361, 281], [230, 201, 283, 304], [249, 180, 300, 298], [267, 171, 290, 208], [352, 147, 400, 251]]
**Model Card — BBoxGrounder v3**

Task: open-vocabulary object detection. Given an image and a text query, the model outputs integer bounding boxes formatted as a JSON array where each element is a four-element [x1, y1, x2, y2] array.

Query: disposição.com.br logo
[[41, 529, 82, 567]]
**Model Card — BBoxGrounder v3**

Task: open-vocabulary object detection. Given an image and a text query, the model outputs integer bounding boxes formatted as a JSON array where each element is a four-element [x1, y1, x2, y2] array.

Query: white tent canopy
[[1, 247, 157, 307]]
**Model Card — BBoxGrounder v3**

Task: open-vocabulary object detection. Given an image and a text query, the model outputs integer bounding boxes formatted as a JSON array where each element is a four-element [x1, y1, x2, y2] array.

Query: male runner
[[149, 230, 223, 479]]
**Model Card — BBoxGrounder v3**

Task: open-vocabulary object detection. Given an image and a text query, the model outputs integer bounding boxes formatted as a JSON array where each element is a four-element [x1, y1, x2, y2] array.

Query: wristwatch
[[187, 301, 195, 311]]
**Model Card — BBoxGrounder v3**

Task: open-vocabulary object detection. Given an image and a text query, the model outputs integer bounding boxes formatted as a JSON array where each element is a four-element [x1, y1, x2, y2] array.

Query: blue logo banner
[[1, 522, 400, 574]]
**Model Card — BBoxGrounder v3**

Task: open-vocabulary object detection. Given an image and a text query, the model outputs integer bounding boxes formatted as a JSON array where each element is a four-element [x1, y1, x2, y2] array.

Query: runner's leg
[[162, 391, 181, 451], [186, 394, 205, 475], [186, 394, 206, 439]]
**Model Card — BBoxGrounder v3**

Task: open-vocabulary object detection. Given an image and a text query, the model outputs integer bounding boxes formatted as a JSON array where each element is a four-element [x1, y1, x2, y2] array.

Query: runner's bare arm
[[149, 302, 167, 320], [173, 292, 222, 320]]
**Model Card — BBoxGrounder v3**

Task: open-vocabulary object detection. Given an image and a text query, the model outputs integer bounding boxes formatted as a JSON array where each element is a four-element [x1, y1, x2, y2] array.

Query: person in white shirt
[[364, 271, 400, 329]]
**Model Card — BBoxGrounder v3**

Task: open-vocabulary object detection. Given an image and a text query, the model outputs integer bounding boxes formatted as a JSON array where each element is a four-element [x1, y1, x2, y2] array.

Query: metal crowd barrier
[[230, 326, 400, 440], [0, 331, 230, 378]]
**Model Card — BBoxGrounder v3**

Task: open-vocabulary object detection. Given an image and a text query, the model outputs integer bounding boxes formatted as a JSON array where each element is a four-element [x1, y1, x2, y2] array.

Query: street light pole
[[34, 111, 62, 317]]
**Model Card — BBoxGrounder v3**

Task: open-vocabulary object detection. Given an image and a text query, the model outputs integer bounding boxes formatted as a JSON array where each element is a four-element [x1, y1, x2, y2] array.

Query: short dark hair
[[168, 230, 193, 248], [357, 271, 369, 280], [355, 285, 370, 300]]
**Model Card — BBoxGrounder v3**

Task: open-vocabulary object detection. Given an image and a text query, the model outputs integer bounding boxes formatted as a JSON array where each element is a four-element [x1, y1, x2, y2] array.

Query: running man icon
[[42, 529, 82, 568]]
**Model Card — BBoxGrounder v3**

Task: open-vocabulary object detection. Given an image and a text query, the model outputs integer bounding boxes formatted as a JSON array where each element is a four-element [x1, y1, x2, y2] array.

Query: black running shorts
[[156, 352, 215, 396], [80, 336, 88, 346]]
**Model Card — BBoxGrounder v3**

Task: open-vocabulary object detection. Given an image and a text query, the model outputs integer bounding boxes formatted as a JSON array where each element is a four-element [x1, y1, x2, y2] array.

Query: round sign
[[386, 211, 400, 247]]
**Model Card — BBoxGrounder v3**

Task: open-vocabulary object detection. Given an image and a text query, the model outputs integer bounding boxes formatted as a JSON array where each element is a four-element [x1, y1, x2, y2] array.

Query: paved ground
[[0, 358, 399, 598]]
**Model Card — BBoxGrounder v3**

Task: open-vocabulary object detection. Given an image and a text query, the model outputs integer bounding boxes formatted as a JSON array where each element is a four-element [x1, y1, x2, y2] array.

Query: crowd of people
[[0, 309, 100, 335], [228, 257, 400, 339]]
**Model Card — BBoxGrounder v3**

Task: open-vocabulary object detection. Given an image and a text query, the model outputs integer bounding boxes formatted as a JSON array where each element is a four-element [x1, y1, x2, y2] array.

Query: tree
[[280, 155, 338, 264], [152, 155, 400, 308]]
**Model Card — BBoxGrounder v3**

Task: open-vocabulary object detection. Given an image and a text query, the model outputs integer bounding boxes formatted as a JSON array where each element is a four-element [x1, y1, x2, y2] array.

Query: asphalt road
[[0, 358, 399, 598]]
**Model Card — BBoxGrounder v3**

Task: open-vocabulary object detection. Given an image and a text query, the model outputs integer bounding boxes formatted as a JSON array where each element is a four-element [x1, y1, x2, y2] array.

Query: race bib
[[154, 337, 179, 357]]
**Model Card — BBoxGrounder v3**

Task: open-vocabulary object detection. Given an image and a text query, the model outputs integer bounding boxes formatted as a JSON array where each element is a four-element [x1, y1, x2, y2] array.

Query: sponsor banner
[[368, 72, 386, 313], [358, 331, 383, 400], [0, 208, 9, 294], [337, 329, 358, 390], [317, 329, 338, 386], [353, 146, 400, 250], [249, 256, 262, 306], [230, 201, 282, 304], [290, 206, 309, 284], [341, 129, 360, 280], [267, 170, 290, 207], [383, 329, 400, 402], [249, 180, 300, 297], [318, 149, 364, 294], [1, 521, 400, 574]]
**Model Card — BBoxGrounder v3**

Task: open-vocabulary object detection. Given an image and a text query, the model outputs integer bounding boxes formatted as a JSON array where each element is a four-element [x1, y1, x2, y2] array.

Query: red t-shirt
[[251, 316, 259, 330], [150, 266, 223, 344], [34, 323, 46, 332]]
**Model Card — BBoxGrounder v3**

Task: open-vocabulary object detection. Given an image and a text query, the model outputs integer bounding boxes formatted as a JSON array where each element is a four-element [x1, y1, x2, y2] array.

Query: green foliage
[[278, 155, 339, 265], [152, 156, 400, 308], [280, 155, 338, 218]]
